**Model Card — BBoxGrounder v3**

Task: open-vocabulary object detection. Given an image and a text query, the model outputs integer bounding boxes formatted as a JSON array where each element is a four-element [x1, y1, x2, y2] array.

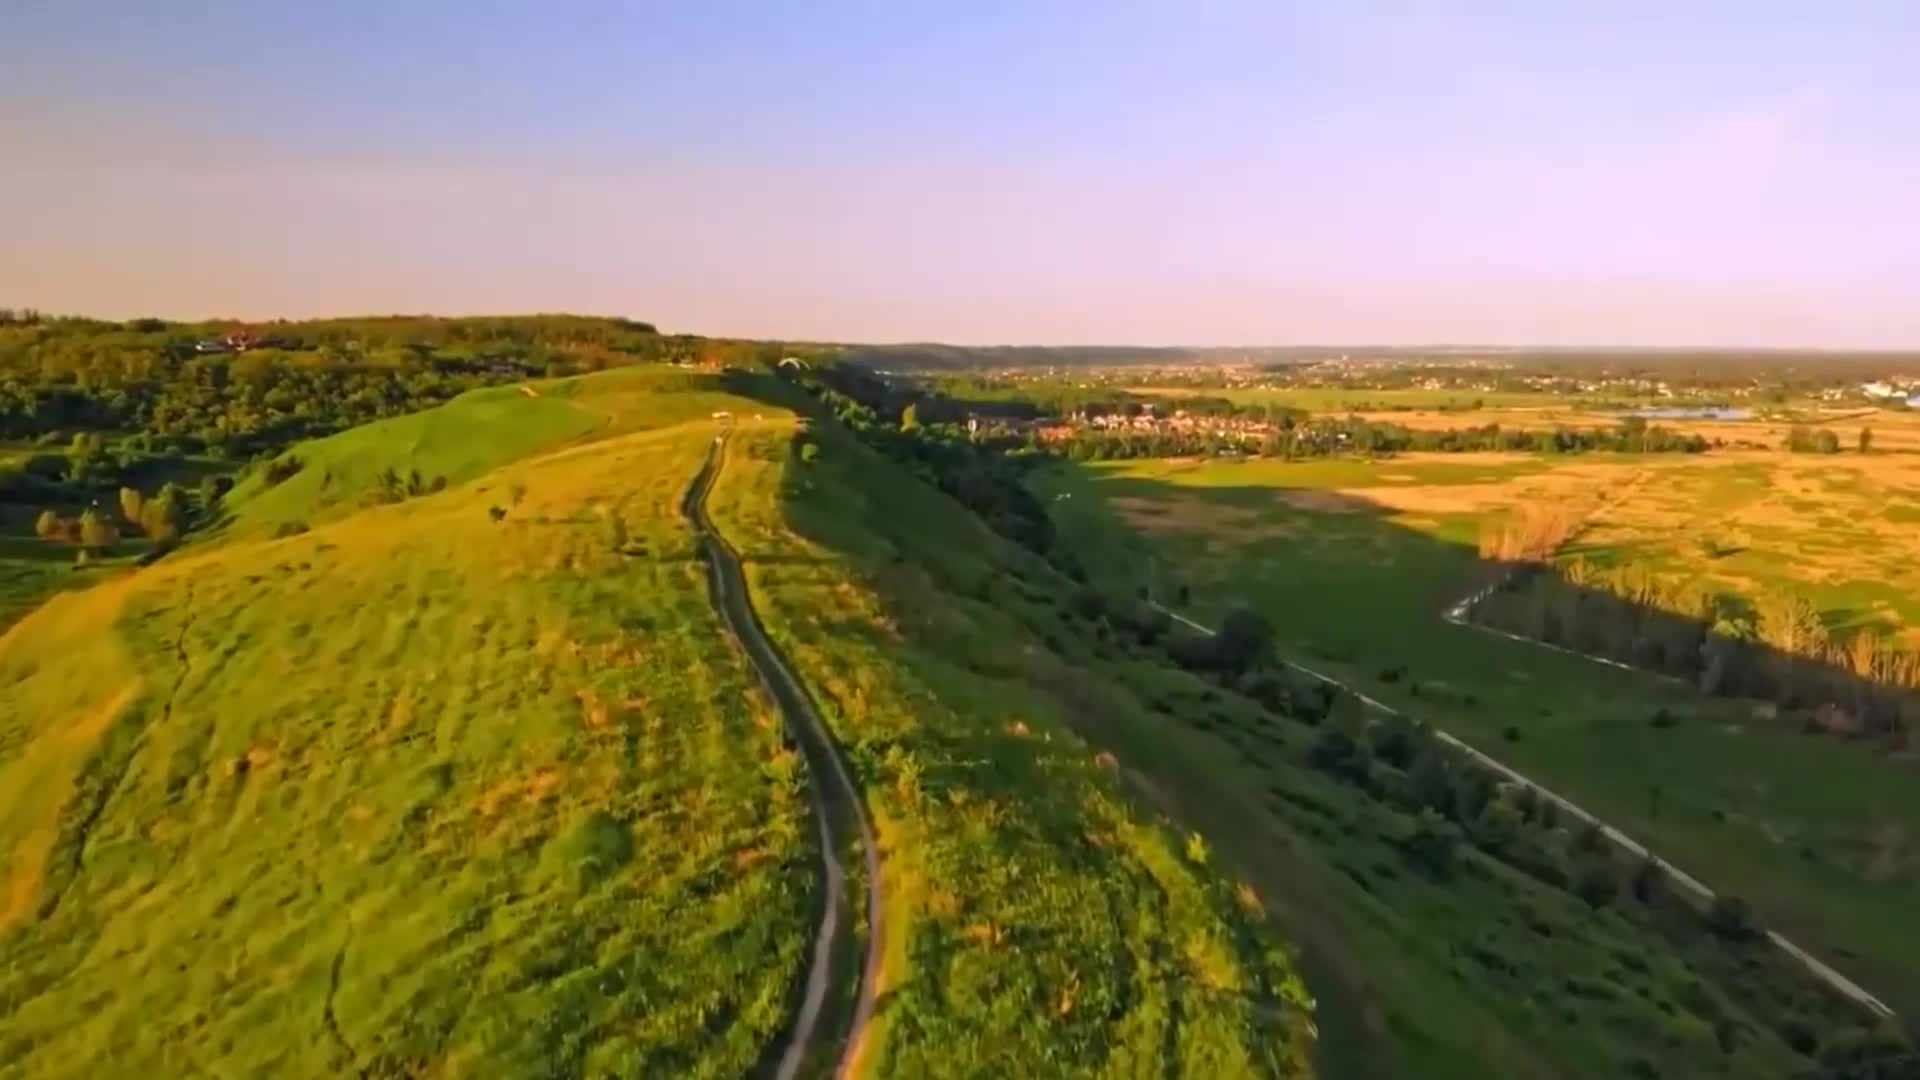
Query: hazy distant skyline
[[5, 3, 1920, 347]]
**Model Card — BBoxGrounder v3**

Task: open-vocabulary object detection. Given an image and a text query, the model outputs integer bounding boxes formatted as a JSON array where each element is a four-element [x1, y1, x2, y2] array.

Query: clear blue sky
[[4, 2, 1919, 346]]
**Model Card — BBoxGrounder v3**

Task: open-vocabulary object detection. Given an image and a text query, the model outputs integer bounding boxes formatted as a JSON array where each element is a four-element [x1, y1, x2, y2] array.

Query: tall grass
[[1, 397, 812, 1075]]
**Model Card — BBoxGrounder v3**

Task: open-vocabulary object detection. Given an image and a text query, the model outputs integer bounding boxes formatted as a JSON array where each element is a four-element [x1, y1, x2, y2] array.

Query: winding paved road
[[683, 431, 883, 1078], [1151, 601, 1896, 1021]]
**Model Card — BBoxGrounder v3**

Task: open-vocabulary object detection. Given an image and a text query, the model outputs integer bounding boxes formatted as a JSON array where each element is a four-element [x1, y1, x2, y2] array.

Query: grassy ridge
[[705, 414, 1316, 1076], [2, 369, 1324, 1077], [1, 389, 815, 1075], [221, 368, 747, 534]]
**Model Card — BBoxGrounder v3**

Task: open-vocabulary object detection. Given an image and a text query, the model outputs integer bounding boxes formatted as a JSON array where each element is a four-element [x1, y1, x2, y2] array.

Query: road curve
[[683, 430, 884, 1079], [1152, 601, 1897, 1021]]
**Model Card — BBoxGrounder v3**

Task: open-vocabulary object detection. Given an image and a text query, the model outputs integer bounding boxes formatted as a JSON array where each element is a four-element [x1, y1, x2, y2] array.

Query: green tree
[[66, 432, 103, 482], [1630, 853, 1664, 903], [1214, 606, 1275, 671], [34, 509, 66, 542], [142, 491, 183, 546], [900, 402, 921, 431], [77, 507, 117, 553], [1401, 809, 1459, 879], [119, 486, 146, 530], [1572, 861, 1619, 908], [1408, 748, 1456, 818], [1706, 895, 1761, 942]]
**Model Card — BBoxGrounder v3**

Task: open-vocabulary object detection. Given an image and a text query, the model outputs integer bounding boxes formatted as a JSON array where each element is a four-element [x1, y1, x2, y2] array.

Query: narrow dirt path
[[683, 430, 883, 1079], [1152, 601, 1897, 1021]]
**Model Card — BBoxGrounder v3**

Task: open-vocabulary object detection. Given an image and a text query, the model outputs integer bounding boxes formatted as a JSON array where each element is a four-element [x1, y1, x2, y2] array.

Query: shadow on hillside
[[1052, 461, 1920, 746]]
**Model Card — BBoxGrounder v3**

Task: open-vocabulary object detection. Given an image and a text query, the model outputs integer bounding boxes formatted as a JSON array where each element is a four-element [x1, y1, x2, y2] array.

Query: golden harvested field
[[1566, 451, 1920, 641], [1346, 405, 1920, 451]]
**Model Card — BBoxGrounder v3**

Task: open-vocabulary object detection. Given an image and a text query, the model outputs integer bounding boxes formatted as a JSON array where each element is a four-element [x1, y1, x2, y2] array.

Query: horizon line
[[11, 307, 1920, 356]]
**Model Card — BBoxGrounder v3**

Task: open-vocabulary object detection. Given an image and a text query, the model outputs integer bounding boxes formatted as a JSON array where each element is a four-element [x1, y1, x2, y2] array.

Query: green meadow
[[1034, 452, 1920, 1020], [1, 410, 818, 1076]]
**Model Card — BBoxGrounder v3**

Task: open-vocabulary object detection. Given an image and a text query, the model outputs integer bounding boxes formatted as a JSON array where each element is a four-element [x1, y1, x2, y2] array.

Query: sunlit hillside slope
[[0, 368, 1316, 1078]]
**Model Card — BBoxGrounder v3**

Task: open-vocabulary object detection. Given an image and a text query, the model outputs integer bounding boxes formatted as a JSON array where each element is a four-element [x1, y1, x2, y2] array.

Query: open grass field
[[0, 378, 820, 1077], [0, 432, 822, 1074], [1034, 450, 1920, 1023]]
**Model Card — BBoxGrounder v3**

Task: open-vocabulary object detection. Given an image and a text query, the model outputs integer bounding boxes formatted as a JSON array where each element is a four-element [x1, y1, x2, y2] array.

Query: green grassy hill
[[0, 369, 1316, 1077], [756, 375, 1901, 1077], [5, 361, 1899, 1078]]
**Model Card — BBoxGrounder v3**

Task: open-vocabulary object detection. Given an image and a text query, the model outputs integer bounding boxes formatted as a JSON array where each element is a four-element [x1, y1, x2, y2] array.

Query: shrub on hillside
[[1400, 809, 1460, 879], [1215, 607, 1275, 671], [1573, 861, 1619, 908], [261, 455, 303, 486], [1705, 895, 1761, 942]]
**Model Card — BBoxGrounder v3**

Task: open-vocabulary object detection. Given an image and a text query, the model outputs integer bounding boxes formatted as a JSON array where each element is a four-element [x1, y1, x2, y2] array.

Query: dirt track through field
[[1150, 600, 1897, 1022], [684, 430, 882, 1079]]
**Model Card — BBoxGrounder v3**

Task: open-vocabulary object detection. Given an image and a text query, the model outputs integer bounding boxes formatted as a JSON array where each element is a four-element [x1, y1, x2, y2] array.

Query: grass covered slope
[[220, 367, 749, 535], [0, 386, 814, 1075], [704, 416, 1317, 1076], [748, 400, 1886, 1077], [2, 368, 1322, 1078]]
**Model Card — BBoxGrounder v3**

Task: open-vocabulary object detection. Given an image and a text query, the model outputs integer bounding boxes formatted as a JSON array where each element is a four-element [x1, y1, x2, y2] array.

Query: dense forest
[[0, 311, 805, 457]]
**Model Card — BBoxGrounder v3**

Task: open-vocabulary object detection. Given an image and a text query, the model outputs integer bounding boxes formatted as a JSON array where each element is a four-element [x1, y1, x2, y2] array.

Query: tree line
[[1479, 561, 1919, 742], [1049, 415, 1711, 462]]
